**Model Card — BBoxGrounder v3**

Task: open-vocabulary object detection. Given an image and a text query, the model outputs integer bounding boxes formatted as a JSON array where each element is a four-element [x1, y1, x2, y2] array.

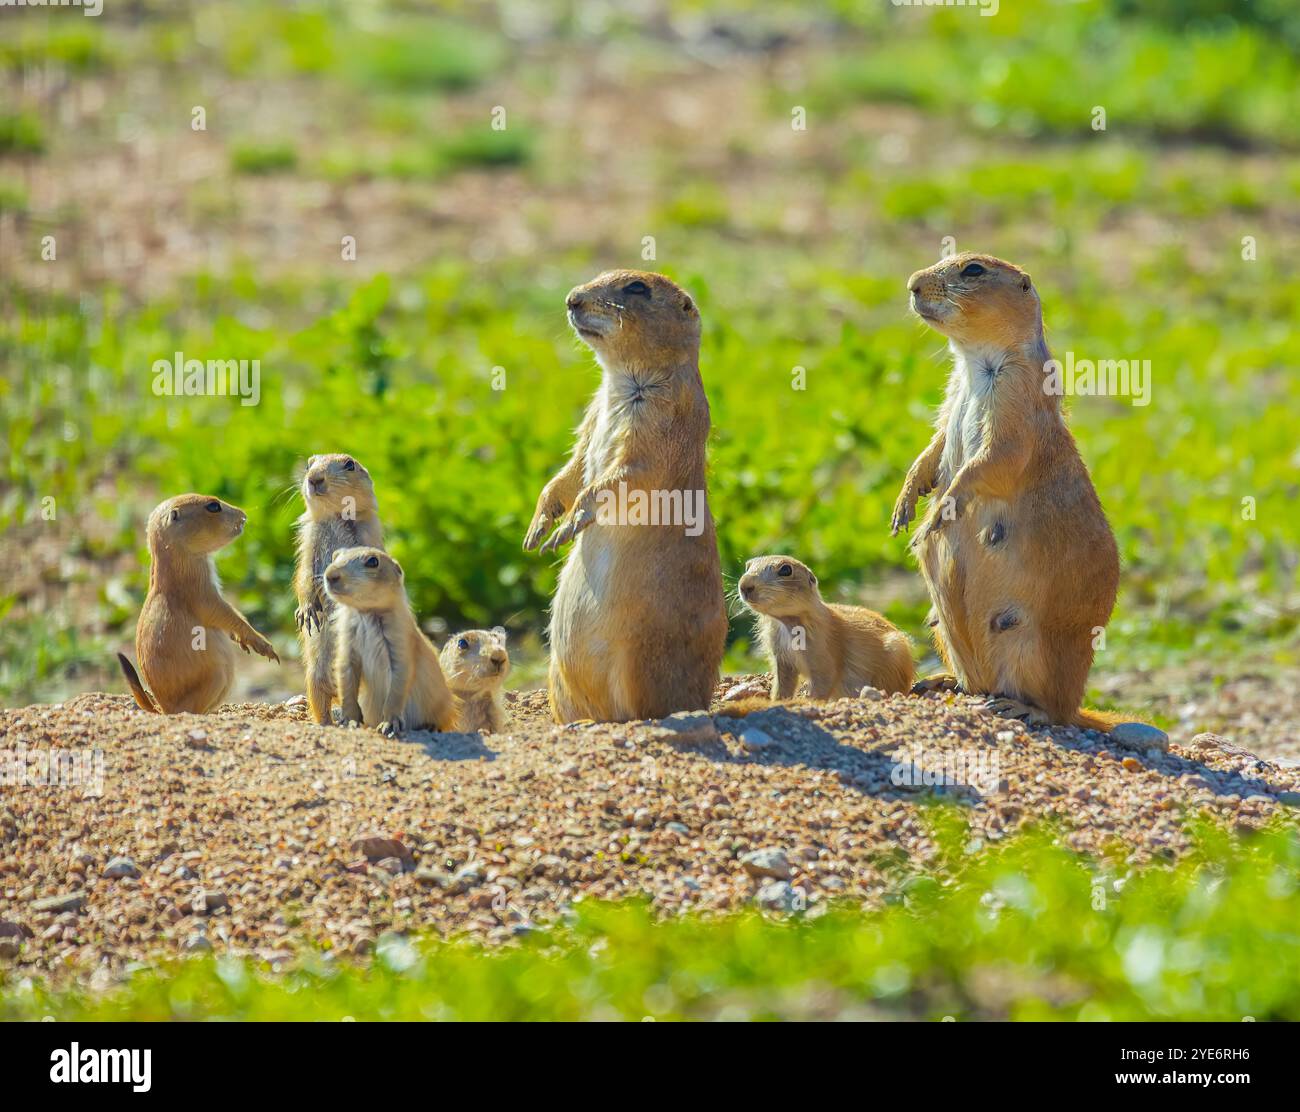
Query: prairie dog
[[323, 546, 458, 736], [117, 493, 279, 714], [893, 252, 1121, 729], [523, 269, 727, 723], [294, 453, 384, 725], [738, 555, 913, 699], [439, 629, 510, 734]]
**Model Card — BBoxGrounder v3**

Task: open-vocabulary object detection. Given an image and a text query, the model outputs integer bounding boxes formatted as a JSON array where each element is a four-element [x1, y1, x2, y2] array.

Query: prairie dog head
[[439, 629, 510, 693], [301, 454, 377, 521], [147, 493, 247, 556], [738, 555, 820, 620], [322, 546, 404, 612], [565, 269, 701, 369], [906, 253, 1041, 349]]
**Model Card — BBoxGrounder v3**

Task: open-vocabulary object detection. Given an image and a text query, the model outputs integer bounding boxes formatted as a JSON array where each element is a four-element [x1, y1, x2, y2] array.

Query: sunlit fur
[[525, 269, 727, 723], [323, 547, 458, 735], [895, 253, 1122, 729], [293, 453, 384, 725], [439, 629, 510, 734], [739, 555, 913, 699], [118, 493, 279, 714]]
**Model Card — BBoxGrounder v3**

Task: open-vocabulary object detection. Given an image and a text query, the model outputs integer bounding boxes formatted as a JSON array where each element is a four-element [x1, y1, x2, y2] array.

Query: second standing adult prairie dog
[[439, 629, 510, 734], [117, 494, 279, 713], [523, 269, 727, 723], [323, 546, 458, 736], [294, 454, 384, 725], [739, 555, 913, 698], [893, 252, 1121, 729]]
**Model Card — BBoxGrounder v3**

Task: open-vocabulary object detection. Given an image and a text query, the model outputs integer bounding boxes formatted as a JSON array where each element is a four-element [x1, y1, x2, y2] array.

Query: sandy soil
[[2, 677, 1297, 988]]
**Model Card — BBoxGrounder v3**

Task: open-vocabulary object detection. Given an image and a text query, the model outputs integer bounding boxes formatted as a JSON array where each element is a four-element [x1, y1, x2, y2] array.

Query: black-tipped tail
[[117, 653, 158, 713]]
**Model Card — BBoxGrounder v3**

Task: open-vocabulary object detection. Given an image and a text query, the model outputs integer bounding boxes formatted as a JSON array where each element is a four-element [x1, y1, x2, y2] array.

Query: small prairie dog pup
[[738, 556, 913, 699], [524, 269, 727, 723], [294, 454, 384, 725], [894, 253, 1120, 729], [117, 494, 279, 714], [323, 546, 458, 737], [439, 629, 510, 734]]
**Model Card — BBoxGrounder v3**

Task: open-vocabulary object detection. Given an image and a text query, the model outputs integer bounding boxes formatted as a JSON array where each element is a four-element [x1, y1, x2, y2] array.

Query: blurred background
[[1, 0, 1297, 736]]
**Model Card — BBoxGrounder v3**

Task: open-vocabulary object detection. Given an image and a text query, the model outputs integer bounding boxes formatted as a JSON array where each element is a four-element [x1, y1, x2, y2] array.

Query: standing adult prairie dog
[[323, 546, 458, 736], [294, 454, 384, 725], [117, 494, 279, 714], [893, 252, 1121, 729], [738, 555, 913, 699], [439, 629, 510, 734], [523, 269, 727, 723]]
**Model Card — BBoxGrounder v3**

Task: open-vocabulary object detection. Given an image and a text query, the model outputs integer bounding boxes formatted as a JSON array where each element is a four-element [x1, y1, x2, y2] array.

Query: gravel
[[1, 679, 1298, 988]]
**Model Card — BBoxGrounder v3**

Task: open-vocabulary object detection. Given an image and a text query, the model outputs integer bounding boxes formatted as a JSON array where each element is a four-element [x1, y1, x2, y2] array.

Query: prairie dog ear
[[809, 571, 818, 586], [169, 508, 180, 523], [393, 560, 404, 578], [492, 625, 508, 644], [1021, 273, 1032, 292]]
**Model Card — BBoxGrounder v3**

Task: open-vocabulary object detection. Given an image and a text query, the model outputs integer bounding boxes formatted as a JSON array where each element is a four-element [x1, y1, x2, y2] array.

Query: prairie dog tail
[[117, 653, 159, 713], [1073, 707, 1140, 733]]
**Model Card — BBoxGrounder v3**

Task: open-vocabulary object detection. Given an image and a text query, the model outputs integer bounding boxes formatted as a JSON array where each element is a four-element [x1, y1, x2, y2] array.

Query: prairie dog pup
[[323, 546, 458, 736], [439, 629, 510, 734], [117, 493, 279, 714], [894, 253, 1120, 729], [524, 269, 727, 723], [294, 454, 384, 725], [738, 555, 913, 699]]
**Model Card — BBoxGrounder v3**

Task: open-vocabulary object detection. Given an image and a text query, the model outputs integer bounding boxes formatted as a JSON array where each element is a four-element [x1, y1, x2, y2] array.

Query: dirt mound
[[1, 682, 1296, 987]]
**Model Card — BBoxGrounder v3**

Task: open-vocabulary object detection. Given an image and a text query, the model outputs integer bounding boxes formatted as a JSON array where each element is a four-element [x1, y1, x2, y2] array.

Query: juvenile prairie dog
[[893, 252, 1121, 729], [523, 269, 727, 723], [323, 546, 458, 736], [294, 454, 384, 725], [117, 494, 279, 714], [739, 556, 913, 699], [439, 629, 510, 734]]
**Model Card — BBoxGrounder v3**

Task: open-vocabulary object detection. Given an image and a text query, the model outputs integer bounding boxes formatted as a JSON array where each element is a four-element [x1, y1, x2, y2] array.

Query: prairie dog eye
[[777, 564, 793, 577], [457, 638, 470, 652], [343, 459, 356, 471], [206, 501, 222, 513], [961, 262, 986, 278], [364, 555, 379, 569], [621, 280, 651, 298]]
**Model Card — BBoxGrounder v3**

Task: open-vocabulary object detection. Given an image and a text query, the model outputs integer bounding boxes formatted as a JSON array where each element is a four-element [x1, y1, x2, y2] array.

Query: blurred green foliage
[[1, 0, 1298, 703]]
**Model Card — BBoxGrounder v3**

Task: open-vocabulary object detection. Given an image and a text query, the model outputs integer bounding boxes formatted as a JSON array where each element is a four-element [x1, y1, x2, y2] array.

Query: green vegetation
[[2, 0, 1297, 708], [7, 817, 1300, 1020], [0, 112, 44, 156], [230, 141, 298, 176]]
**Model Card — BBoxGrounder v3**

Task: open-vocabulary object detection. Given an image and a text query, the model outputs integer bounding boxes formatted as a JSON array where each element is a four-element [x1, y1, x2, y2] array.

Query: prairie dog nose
[[325, 570, 341, 587], [309, 475, 327, 494], [907, 272, 924, 293], [566, 291, 585, 312], [739, 576, 756, 598]]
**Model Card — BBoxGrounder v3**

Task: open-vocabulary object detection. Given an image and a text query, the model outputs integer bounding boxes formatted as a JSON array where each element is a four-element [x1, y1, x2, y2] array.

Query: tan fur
[[524, 269, 727, 723], [117, 494, 279, 714], [739, 555, 913, 699], [293, 454, 384, 725], [323, 546, 458, 736], [893, 252, 1120, 729], [439, 629, 510, 734]]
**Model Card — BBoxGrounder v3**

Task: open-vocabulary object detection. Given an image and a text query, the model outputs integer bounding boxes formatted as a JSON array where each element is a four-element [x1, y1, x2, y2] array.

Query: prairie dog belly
[[549, 526, 619, 668], [341, 611, 393, 724], [936, 350, 997, 491]]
